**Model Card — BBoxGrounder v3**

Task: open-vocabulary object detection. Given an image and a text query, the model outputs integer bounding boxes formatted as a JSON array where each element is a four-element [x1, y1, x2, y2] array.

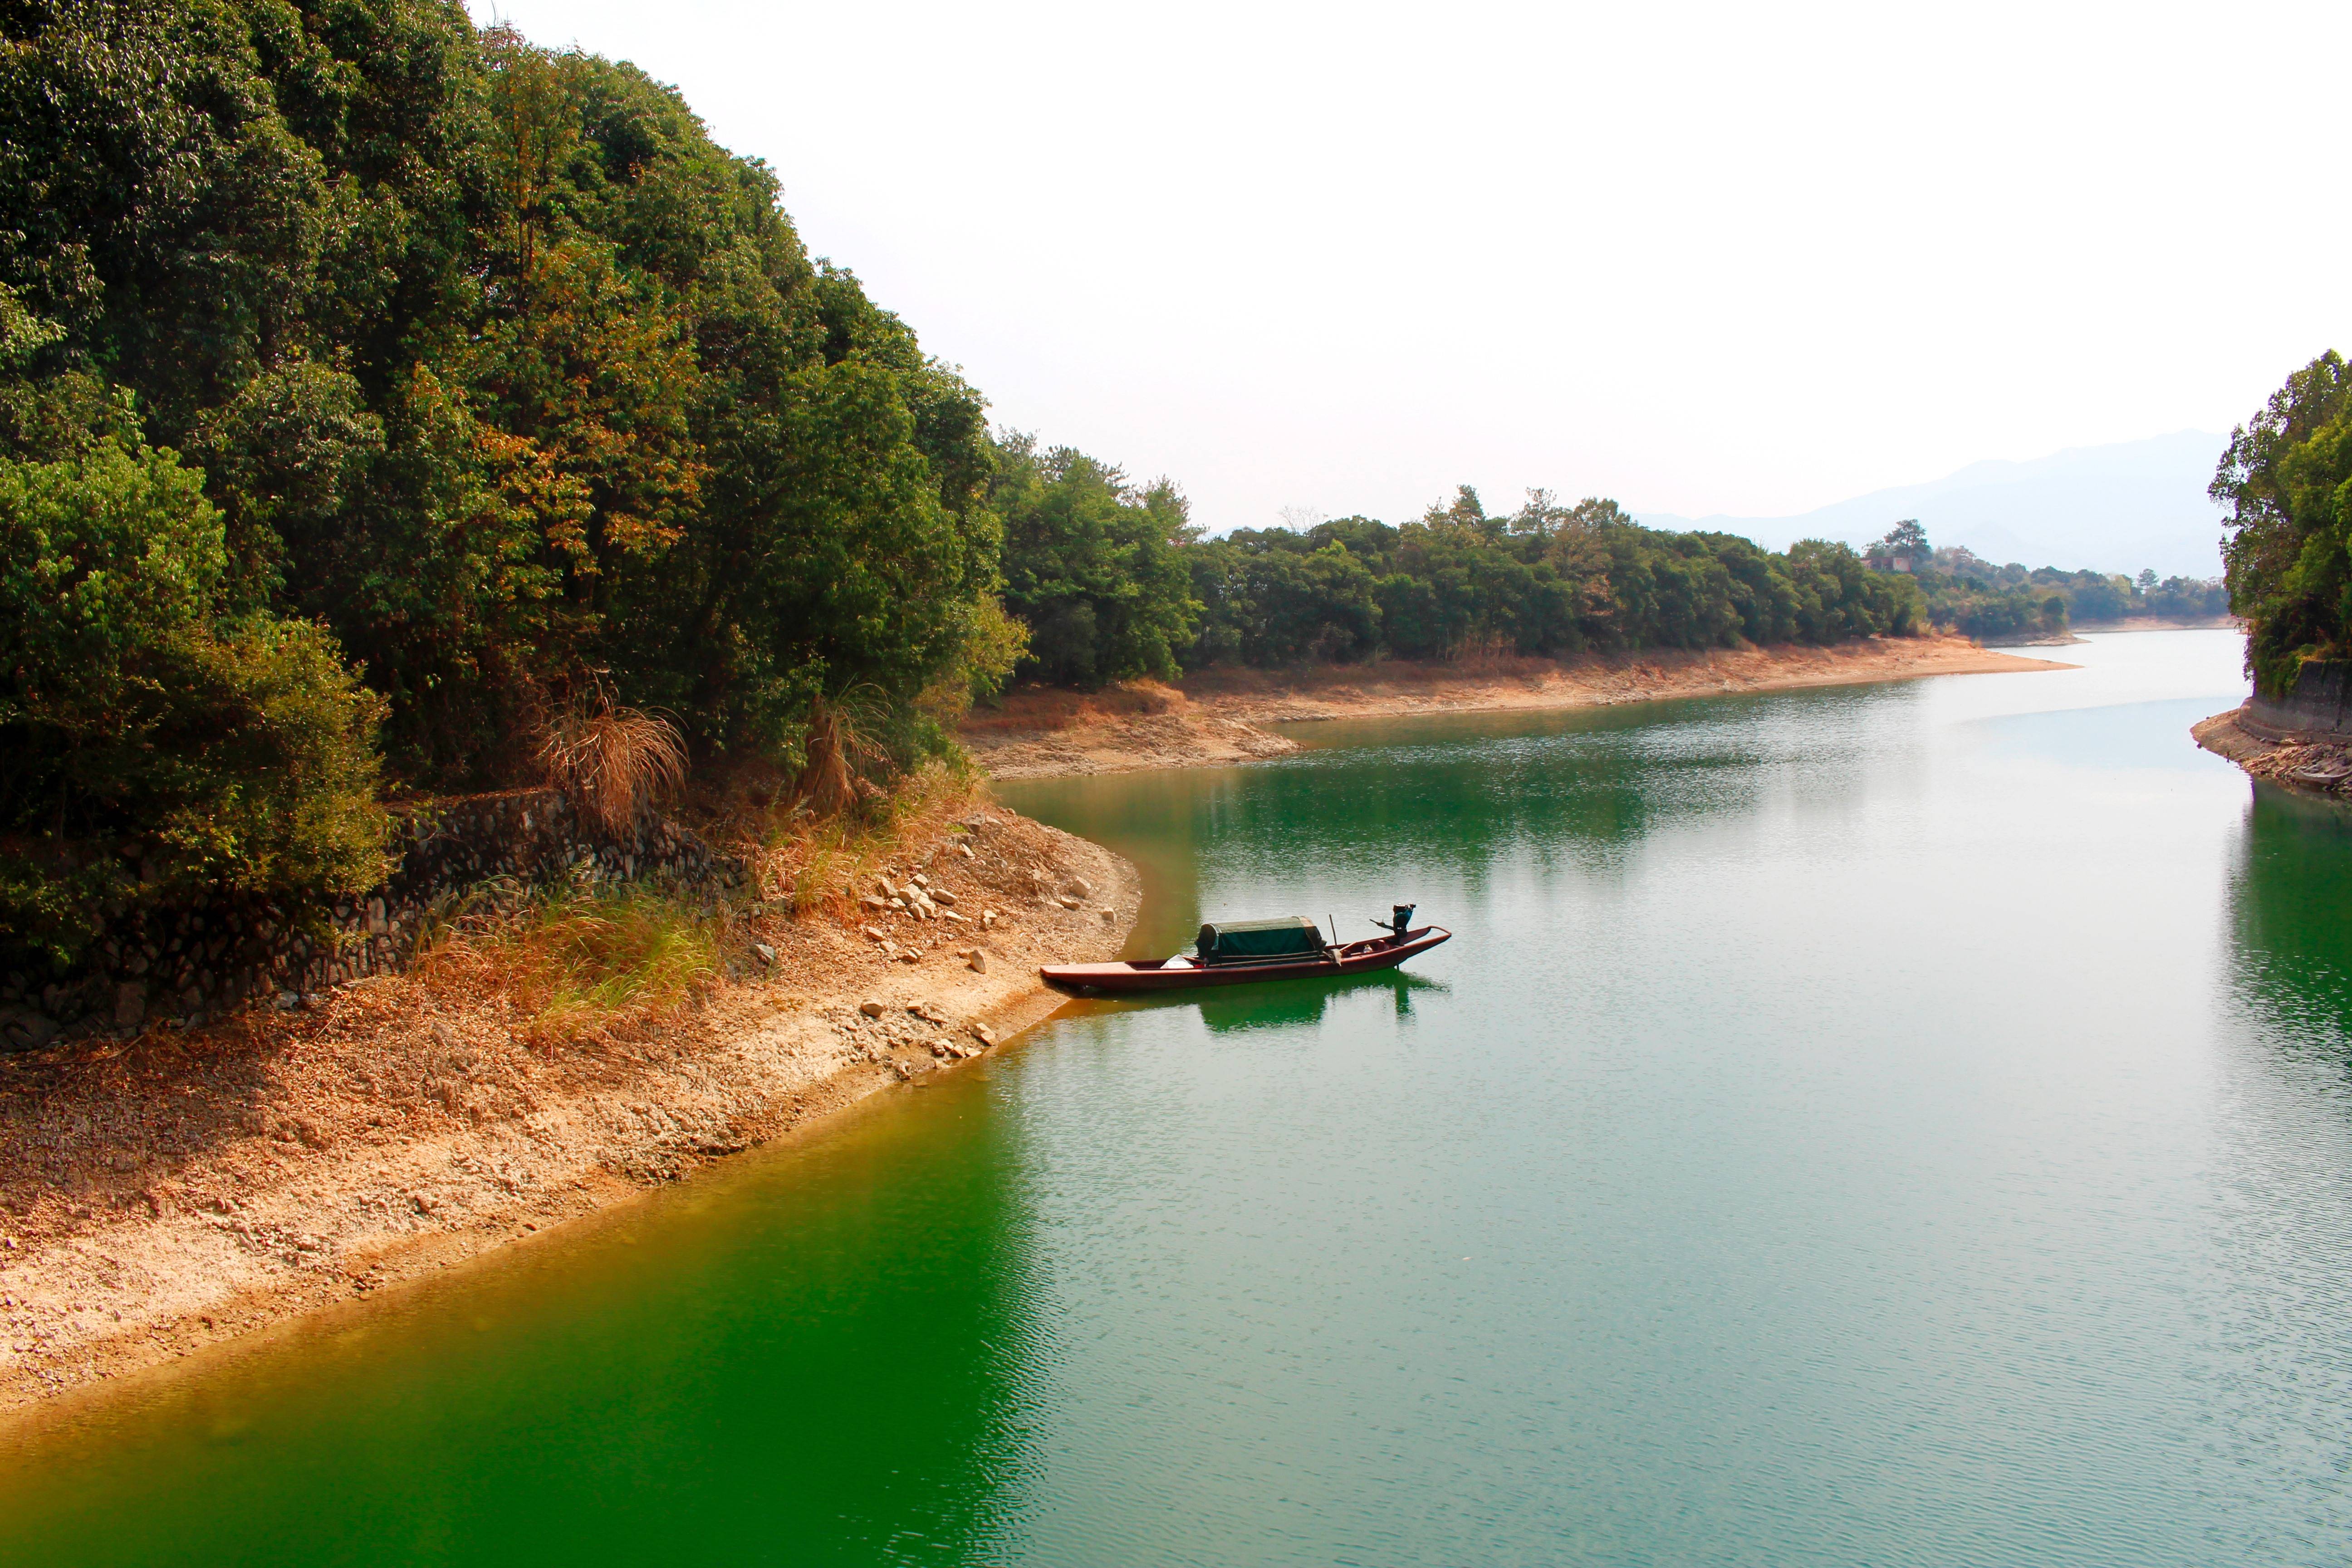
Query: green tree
[[1868, 519, 1929, 568], [995, 437, 1199, 686], [1190, 529, 1381, 664], [2214, 351, 2352, 695]]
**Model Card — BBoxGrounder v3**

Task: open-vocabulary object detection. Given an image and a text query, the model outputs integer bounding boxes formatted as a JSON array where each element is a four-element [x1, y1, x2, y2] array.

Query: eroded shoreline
[[0, 808, 1138, 1415], [0, 637, 2069, 1418], [965, 636, 2073, 778], [2193, 706, 2352, 801]]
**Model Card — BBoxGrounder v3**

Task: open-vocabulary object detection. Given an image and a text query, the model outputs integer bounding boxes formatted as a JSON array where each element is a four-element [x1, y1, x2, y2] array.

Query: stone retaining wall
[[0, 793, 742, 1051], [2247, 659, 2352, 739]]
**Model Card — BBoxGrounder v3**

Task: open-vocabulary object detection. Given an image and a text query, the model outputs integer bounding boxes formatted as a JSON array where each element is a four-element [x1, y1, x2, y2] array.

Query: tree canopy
[[995, 436, 1196, 686], [0, 0, 1011, 956], [0, 0, 1005, 787], [2215, 351, 2352, 696], [1163, 490, 1922, 672]]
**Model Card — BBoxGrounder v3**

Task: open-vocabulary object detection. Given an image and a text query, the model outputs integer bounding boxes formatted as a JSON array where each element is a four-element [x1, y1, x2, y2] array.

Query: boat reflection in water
[[1189, 970, 1448, 1034], [1062, 968, 1450, 1036]]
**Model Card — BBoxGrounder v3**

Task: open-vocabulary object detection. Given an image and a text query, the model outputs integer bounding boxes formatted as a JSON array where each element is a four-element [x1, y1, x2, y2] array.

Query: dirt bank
[[0, 808, 1136, 1413], [2194, 706, 2352, 800], [966, 637, 2072, 778], [2082, 616, 2244, 635]]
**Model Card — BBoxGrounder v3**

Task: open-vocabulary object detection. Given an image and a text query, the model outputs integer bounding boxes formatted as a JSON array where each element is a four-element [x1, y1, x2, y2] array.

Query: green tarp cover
[[1197, 916, 1325, 961]]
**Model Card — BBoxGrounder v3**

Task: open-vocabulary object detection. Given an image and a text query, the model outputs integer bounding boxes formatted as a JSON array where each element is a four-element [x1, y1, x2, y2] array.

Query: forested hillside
[[0, 0, 1017, 958], [0, 0, 1926, 963]]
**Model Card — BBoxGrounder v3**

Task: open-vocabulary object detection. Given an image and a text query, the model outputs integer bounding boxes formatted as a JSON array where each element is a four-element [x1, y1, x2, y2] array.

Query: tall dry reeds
[[537, 694, 687, 835], [793, 690, 888, 819]]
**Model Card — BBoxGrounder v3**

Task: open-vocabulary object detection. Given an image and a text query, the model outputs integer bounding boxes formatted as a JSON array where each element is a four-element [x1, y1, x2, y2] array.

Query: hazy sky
[[471, 0, 2351, 530]]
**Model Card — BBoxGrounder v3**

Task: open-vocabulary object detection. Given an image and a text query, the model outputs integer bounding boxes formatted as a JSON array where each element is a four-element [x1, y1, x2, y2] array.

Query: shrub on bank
[[0, 441, 390, 962]]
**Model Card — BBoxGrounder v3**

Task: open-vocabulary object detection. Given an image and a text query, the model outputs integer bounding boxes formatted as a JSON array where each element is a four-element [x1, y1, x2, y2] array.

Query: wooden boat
[[1040, 922, 1451, 995]]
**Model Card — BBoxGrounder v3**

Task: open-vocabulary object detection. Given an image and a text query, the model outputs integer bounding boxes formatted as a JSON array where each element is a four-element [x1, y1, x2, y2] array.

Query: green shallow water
[[8, 629, 2352, 1566]]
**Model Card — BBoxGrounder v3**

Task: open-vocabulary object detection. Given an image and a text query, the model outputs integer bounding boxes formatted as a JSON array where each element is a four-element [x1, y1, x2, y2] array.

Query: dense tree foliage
[[1166, 489, 1921, 672], [0, 0, 1014, 956], [994, 436, 1196, 686], [0, 0, 1974, 958], [2016, 562, 2227, 625], [1877, 533, 2070, 642], [1862, 524, 2229, 646], [0, 0, 1004, 789], [2215, 351, 2352, 696]]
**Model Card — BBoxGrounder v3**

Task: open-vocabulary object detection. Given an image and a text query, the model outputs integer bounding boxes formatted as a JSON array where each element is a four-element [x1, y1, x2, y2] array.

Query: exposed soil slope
[[0, 809, 1136, 1412]]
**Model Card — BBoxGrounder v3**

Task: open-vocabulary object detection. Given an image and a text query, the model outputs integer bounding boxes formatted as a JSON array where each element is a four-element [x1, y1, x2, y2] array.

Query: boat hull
[[1040, 927, 1450, 995]]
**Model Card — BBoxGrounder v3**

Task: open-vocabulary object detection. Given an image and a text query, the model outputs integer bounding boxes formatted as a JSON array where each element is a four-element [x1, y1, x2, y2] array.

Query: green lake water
[[8, 629, 2352, 1565]]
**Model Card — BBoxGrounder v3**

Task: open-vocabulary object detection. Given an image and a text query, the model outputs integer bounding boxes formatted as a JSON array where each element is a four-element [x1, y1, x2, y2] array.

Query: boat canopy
[[1196, 916, 1325, 963]]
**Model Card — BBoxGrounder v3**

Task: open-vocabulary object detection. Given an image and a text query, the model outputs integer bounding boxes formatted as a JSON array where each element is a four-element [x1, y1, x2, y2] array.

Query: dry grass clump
[[415, 883, 718, 1046], [792, 691, 892, 818], [537, 699, 688, 834]]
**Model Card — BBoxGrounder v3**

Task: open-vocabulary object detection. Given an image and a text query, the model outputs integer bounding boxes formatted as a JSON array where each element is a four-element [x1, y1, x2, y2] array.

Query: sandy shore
[[0, 808, 1137, 1413], [965, 636, 2072, 778]]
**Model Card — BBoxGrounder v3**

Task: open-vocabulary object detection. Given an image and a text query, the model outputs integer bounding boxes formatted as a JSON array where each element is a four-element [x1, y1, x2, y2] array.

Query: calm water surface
[[7, 630, 2352, 1566]]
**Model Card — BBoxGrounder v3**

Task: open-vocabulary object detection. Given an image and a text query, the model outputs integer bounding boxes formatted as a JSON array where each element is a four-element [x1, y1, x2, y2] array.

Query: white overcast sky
[[470, 0, 2351, 530]]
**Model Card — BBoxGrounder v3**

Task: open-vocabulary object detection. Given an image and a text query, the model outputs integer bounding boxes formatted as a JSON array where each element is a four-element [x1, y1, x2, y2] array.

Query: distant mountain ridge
[[1637, 431, 2230, 580]]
